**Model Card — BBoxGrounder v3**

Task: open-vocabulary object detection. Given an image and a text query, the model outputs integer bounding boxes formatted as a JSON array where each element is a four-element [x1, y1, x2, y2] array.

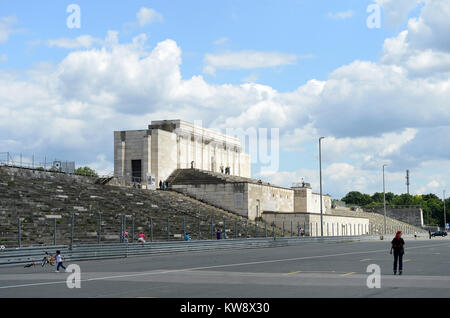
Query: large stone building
[[114, 120, 251, 186], [168, 169, 333, 218], [168, 169, 372, 236], [114, 119, 371, 235]]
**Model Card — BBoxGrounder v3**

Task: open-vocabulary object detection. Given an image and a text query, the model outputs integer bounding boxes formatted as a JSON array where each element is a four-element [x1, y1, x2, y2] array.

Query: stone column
[[176, 135, 181, 169], [120, 141, 125, 177]]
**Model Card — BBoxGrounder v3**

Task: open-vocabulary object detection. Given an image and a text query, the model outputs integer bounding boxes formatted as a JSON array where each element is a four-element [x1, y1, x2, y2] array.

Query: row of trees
[[341, 191, 448, 226]]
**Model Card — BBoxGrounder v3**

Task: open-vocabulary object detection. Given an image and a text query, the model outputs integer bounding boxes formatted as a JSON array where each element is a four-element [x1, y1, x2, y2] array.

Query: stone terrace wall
[[0, 166, 273, 248], [169, 169, 294, 220], [331, 207, 426, 234], [362, 207, 424, 228], [262, 212, 369, 237]]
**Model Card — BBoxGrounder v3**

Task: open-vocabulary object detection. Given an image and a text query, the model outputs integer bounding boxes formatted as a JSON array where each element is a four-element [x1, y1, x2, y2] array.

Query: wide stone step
[[0, 166, 277, 247]]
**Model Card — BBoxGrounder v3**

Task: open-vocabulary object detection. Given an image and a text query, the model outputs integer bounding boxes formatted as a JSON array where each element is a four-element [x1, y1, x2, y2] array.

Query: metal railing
[[1, 211, 427, 250], [363, 205, 422, 210], [0, 152, 76, 173], [1, 234, 425, 267]]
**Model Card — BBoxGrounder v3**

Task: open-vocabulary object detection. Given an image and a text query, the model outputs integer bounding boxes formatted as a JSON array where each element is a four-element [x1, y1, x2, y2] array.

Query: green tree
[[385, 192, 395, 204], [75, 166, 98, 177], [371, 192, 384, 203], [392, 193, 415, 206], [341, 191, 373, 206], [342, 190, 447, 226]]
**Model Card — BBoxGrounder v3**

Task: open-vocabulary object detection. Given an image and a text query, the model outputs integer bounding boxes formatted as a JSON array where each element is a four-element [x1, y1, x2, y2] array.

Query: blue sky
[[3, 0, 396, 88], [1, 0, 449, 199]]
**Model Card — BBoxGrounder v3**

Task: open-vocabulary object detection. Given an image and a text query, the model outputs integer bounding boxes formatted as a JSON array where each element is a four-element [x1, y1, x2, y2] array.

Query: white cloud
[[374, 0, 424, 27], [48, 35, 101, 49], [203, 51, 298, 75], [427, 180, 440, 188], [406, 0, 450, 51], [213, 37, 230, 46], [0, 54, 7, 62], [136, 7, 163, 27], [241, 73, 258, 83], [381, 1, 450, 77], [0, 16, 18, 44], [327, 10, 354, 20], [2, 1, 450, 198], [257, 163, 403, 198], [87, 154, 114, 176], [320, 129, 417, 166]]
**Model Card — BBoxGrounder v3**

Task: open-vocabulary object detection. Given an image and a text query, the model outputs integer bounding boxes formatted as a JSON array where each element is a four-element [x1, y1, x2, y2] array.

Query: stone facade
[[247, 183, 294, 220], [173, 179, 294, 221], [262, 212, 370, 237], [363, 206, 424, 228], [170, 169, 334, 221], [292, 184, 332, 214], [114, 120, 251, 187]]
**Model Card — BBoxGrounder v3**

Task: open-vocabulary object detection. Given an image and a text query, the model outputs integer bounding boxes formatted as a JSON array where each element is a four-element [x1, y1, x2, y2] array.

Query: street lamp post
[[383, 164, 387, 237], [444, 190, 447, 231], [319, 137, 325, 237]]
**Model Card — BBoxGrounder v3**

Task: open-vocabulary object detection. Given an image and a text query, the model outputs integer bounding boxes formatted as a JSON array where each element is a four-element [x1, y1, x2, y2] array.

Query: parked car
[[431, 231, 448, 237]]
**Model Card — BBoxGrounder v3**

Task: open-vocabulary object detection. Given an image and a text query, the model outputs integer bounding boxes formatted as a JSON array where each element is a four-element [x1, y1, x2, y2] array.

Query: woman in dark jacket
[[390, 230, 406, 275]]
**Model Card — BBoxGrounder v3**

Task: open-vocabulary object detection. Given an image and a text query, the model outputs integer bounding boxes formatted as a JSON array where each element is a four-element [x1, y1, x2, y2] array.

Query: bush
[[75, 166, 98, 177]]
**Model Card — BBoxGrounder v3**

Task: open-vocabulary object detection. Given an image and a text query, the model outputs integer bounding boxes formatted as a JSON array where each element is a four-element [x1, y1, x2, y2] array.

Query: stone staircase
[[330, 207, 426, 235], [95, 176, 114, 185], [0, 166, 280, 248], [167, 168, 272, 186]]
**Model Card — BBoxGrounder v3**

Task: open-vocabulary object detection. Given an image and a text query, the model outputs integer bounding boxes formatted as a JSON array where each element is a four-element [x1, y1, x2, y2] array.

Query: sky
[[0, 0, 449, 199]]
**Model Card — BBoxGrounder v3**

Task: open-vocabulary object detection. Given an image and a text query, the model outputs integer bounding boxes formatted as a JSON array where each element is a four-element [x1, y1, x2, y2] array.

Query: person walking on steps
[[390, 231, 405, 275]]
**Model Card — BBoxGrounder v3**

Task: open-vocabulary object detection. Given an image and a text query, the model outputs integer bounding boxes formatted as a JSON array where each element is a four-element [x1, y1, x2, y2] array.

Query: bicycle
[[41, 252, 56, 267]]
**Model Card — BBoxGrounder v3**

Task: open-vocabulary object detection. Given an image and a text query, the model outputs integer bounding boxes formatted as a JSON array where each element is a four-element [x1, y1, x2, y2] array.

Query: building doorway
[[131, 160, 142, 182], [256, 200, 261, 218]]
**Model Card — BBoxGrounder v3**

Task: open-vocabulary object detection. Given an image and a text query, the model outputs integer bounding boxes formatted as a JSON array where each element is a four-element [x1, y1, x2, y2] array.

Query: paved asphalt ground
[[0, 237, 449, 298]]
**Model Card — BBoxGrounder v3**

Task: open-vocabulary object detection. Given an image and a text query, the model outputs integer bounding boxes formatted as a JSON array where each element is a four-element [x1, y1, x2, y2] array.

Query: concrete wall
[[247, 183, 294, 220], [363, 207, 424, 228], [172, 183, 249, 218], [262, 212, 370, 237], [172, 182, 295, 220], [152, 129, 177, 184], [114, 120, 252, 183], [114, 130, 149, 180], [239, 153, 251, 178], [293, 187, 331, 214]]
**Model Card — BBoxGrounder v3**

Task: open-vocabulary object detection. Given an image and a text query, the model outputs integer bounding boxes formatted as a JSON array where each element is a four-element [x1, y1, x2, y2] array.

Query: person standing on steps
[[429, 229, 432, 239], [390, 230, 405, 275]]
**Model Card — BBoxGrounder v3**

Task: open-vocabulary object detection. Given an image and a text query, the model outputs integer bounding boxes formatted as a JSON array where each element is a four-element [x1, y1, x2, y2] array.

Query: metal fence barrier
[[0, 233, 426, 267], [1, 212, 426, 249]]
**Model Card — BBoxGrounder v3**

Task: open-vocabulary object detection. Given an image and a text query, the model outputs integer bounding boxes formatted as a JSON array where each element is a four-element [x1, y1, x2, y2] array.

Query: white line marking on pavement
[[0, 242, 447, 290], [340, 272, 356, 277]]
